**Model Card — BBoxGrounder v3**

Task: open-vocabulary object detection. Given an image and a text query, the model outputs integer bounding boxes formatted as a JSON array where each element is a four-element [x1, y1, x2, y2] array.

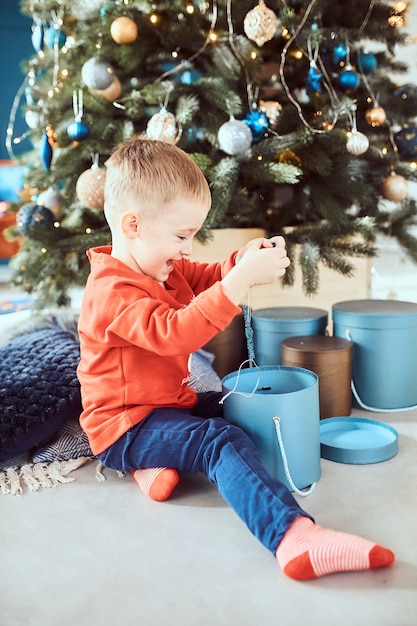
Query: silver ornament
[[146, 108, 180, 144], [37, 187, 63, 217], [218, 118, 252, 155], [243, 0, 279, 47], [346, 130, 369, 155], [81, 58, 115, 90]]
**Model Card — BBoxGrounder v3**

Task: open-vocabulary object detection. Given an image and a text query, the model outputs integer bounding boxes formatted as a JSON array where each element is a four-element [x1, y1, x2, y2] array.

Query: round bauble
[[338, 68, 360, 92], [36, 188, 63, 217], [382, 173, 408, 202], [365, 106, 386, 127], [17, 203, 55, 235], [67, 120, 89, 141], [346, 130, 369, 155], [394, 126, 417, 159], [110, 16, 138, 44], [357, 51, 377, 74], [218, 118, 252, 155], [81, 58, 115, 90], [76, 166, 106, 210], [146, 109, 180, 144], [44, 26, 67, 49], [332, 43, 347, 64], [243, 0, 279, 47], [243, 110, 269, 141], [91, 76, 122, 101]]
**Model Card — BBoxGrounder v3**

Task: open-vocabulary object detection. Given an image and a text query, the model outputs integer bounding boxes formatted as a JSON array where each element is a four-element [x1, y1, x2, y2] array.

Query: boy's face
[[133, 196, 210, 284]]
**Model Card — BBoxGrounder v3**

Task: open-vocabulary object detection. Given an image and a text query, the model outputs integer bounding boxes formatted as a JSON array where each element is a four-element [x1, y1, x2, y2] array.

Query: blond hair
[[104, 137, 211, 225]]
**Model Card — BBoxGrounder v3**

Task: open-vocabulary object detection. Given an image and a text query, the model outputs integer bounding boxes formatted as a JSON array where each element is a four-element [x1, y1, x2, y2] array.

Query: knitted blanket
[[0, 311, 221, 495]]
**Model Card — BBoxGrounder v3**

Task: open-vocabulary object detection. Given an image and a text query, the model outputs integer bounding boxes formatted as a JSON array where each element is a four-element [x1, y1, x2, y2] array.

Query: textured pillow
[[0, 324, 82, 462], [189, 349, 222, 392], [32, 417, 91, 463]]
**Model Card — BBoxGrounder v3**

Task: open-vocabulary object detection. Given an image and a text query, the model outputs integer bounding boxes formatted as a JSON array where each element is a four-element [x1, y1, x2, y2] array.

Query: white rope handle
[[272, 416, 316, 497], [344, 329, 417, 413]]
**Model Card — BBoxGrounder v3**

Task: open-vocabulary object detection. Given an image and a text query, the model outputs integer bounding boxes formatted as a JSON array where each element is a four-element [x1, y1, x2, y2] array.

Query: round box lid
[[253, 306, 328, 320], [319, 417, 398, 464]]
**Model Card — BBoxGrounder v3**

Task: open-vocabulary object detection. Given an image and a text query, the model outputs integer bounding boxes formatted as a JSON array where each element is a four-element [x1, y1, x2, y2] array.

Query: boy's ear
[[120, 211, 139, 239]]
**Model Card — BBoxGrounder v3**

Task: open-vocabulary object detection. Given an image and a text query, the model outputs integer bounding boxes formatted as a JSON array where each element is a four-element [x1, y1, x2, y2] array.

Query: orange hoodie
[[77, 245, 241, 454]]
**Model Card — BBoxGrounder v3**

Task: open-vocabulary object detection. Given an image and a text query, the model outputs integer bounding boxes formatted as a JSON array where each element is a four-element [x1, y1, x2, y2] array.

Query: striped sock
[[132, 467, 180, 502], [276, 517, 395, 581]]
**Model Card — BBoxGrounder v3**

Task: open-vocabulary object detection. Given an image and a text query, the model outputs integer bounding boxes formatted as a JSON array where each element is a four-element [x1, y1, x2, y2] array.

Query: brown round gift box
[[281, 335, 352, 419]]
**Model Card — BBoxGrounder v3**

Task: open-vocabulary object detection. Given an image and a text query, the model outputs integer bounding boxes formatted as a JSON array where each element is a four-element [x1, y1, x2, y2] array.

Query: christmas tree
[[6, 0, 417, 306]]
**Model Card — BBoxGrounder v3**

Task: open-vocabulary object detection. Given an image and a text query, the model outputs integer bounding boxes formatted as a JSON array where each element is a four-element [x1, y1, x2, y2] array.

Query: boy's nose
[[180, 240, 193, 256]]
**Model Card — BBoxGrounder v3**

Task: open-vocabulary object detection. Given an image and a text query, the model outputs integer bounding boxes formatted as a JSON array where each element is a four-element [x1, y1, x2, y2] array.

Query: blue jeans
[[98, 392, 312, 554]]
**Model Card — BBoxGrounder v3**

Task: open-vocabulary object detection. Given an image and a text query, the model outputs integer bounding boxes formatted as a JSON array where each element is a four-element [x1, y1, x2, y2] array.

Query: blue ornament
[[17, 203, 54, 236], [338, 68, 360, 92], [100, 1, 118, 19], [67, 120, 89, 141], [44, 26, 67, 49], [394, 126, 417, 159], [357, 52, 377, 75], [332, 44, 347, 64], [243, 110, 269, 141], [159, 61, 202, 85], [306, 63, 323, 93], [40, 131, 53, 170]]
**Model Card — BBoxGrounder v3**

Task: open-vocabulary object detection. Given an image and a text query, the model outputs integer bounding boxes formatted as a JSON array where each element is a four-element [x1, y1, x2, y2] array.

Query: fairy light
[[209, 32, 218, 41], [86, 228, 92, 234], [186, 4, 195, 14], [250, 51, 257, 59], [150, 14, 158, 24]]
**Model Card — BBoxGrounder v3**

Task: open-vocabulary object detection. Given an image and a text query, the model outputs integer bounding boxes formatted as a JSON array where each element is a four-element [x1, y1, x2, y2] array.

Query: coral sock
[[276, 516, 395, 581], [132, 467, 180, 502]]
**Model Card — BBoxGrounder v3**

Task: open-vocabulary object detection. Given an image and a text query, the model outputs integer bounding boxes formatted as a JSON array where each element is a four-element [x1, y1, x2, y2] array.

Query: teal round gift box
[[222, 365, 321, 492], [332, 299, 417, 410]]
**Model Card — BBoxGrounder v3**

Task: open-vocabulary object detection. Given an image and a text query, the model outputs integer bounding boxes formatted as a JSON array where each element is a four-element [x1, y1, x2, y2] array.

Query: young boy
[[77, 137, 394, 581]]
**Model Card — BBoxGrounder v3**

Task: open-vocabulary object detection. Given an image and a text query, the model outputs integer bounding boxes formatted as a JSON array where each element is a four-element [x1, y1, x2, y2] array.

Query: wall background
[[0, 2, 32, 161]]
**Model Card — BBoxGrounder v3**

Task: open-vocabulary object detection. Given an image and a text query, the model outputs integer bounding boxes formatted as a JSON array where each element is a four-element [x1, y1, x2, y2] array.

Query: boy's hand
[[234, 236, 286, 264], [221, 235, 290, 305]]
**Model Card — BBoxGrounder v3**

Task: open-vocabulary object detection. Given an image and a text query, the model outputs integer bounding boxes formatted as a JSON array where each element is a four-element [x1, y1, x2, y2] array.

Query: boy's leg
[[98, 400, 394, 580]]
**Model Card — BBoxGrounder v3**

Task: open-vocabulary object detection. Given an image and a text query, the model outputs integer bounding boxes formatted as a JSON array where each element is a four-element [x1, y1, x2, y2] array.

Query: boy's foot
[[132, 467, 180, 502], [276, 516, 395, 581]]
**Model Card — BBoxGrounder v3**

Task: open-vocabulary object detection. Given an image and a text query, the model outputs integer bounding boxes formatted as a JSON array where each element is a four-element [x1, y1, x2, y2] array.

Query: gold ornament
[[76, 165, 106, 210], [382, 172, 408, 202], [146, 108, 181, 144], [259, 99, 282, 129], [346, 130, 369, 155], [365, 106, 387, 127], [243, 1, 279, 47], [91, 76, 122, 102], [110, 16, 138, 44]]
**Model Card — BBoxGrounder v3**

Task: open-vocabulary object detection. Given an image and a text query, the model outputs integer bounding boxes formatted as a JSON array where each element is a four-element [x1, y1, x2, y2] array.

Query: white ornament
[[81, 58, 115, 90], [243, 0, 279, 47], [146, 108, 181, 144], [346, 130, 369, 155], [25, 110, 41, 129], [218, 117, 252, 155], [37, 187, 63, 217]]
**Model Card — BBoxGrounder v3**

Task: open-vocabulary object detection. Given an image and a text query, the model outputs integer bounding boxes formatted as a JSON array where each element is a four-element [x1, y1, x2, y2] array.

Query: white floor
[[1, 255, 417, 626]]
